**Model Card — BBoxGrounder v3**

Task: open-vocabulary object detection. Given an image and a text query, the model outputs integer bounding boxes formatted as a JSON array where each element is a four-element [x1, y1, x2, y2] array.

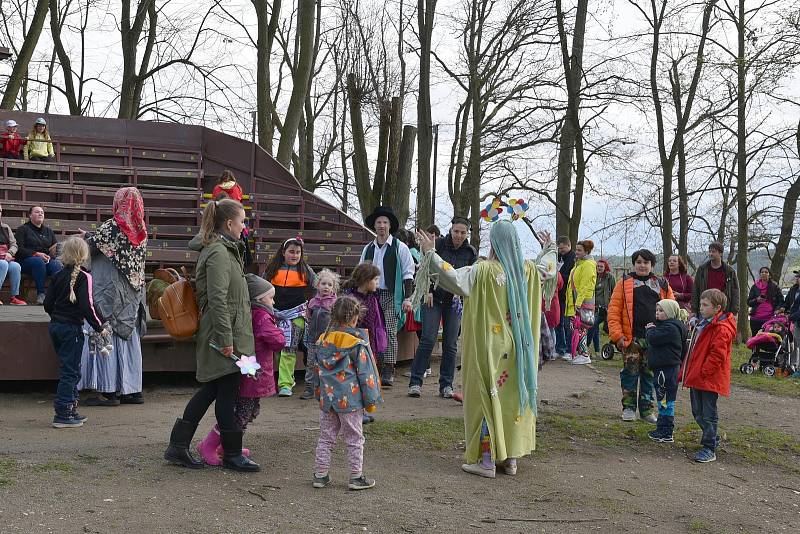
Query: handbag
[[158, 267, 199, 339], [571, 274, 595, 328]]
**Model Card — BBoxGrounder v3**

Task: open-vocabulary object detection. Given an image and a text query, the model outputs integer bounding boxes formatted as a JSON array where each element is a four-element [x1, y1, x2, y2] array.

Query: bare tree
[[0, 0, 49, 109]]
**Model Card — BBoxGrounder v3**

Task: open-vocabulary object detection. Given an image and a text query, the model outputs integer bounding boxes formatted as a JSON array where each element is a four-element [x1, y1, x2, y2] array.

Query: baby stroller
[[741, 314, 795, 377]]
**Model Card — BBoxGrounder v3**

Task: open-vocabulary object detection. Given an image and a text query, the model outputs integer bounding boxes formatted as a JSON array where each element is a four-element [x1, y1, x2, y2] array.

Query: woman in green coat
[[164, 198, 259, 472]]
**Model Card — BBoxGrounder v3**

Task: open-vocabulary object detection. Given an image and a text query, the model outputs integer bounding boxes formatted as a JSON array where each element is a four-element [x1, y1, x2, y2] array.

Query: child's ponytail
[[57, 236, 90, 303], [69, 265, 80, 304]]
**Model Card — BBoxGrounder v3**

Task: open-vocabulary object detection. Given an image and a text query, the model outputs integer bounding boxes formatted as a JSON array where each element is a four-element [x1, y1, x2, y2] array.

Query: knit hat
[[246, 273, 273, 302], [657, 299, 687, 322]]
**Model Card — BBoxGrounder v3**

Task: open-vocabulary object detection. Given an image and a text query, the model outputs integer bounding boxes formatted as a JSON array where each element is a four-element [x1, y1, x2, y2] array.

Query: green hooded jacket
[[189, 234, 255, 382]]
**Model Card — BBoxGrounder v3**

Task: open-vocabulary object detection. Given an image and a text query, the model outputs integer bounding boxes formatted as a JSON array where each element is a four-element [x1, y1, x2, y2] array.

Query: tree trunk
[[394, 125, 417, 228], [276, 0, 317, 167], [554, 0, 588, 241], [118, 0, 154, 119], [0, 0, 50, 110], [735, 0, 750, 340], [253, 0, 281, 153], [347, 73, 372, 219], [49, 0, 81, 115], [386, 96, 402, 194], [416, 0, 437, 230], [372, 99, 392, 207], [770, 122, 800, 278]]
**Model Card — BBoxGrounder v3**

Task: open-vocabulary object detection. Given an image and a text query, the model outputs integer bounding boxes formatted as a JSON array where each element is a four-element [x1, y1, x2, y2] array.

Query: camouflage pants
[[620, 348, 655, 416]]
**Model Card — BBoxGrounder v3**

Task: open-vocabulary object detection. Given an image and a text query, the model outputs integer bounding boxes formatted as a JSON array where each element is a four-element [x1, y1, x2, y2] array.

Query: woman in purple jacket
[[664, 255, 694, 314], [195, 275, 285, 465]]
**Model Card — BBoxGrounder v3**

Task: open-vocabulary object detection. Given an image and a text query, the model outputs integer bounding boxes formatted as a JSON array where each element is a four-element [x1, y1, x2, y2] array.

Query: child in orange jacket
[[680, 288, 736, 463]]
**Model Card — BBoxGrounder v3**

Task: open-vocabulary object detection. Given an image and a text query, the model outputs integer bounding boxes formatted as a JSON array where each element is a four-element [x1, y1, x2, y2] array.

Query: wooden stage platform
[[0, 307, 418, 381]]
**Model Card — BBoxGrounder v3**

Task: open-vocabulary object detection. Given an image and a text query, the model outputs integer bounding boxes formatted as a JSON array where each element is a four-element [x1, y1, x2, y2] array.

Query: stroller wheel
[[739, 363, 749, 374], [601, 343, 615, 360], [744, 364, 754, 375], [762, 365, 776, 377]]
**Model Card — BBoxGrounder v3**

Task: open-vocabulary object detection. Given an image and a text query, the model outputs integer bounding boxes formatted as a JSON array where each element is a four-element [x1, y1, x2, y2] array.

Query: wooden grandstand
[[0, 111, 379, 380]]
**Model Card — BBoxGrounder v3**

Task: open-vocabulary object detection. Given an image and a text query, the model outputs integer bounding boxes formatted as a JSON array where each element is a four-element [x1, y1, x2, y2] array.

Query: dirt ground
[[1, 357, 799, 534]]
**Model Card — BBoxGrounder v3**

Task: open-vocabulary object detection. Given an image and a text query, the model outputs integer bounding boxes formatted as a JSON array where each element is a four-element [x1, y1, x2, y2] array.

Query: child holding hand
[[313, 296, 382, 491], [301, 269, 341, 400], [680, 289, 736, 463]]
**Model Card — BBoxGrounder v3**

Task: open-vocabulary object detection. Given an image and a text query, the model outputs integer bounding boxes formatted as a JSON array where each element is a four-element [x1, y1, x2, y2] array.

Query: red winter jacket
[[680, 312, 736, 397], [543, 273, 563, 329], [1, 132, 25, 157]]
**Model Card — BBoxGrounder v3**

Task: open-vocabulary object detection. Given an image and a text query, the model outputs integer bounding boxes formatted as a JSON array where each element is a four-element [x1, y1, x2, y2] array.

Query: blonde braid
[[69, 265, 81, 304]]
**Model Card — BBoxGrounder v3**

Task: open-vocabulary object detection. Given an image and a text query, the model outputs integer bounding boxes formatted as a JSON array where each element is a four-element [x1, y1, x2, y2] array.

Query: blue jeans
[[409, 300, 461, 391], [653, 366, 679, 434], [587, 322, 601, 352], [20, 256, 63, 294], [554, 314, 573, 355], [49, 322, 84, 413], [0, 259, 21, 296], [690, 388, 719, 450]]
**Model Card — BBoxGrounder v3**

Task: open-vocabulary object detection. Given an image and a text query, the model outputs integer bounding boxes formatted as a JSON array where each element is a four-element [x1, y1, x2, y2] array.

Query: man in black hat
[[408, 216, 476, 399], [360, 206, 415, 385]]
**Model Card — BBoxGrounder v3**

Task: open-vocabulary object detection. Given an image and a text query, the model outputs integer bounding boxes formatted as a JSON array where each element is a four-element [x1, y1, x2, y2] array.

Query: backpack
[[157, 267, 199, 339], [146, 268, 181, 320]]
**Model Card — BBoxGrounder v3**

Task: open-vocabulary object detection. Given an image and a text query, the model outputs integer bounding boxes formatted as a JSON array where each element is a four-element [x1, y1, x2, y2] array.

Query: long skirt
[[78, 326, 143, 395]]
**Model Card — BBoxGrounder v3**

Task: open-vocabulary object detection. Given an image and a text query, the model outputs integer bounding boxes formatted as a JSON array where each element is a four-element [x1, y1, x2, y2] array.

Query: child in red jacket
[[681, 288, 736, 463]]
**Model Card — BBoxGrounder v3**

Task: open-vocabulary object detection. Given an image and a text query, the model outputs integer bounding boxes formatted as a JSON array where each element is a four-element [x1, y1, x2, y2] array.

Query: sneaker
[[70, 406, 88, 423], [362, 413, 374, 424], [424, 368, 432, 377], [561, 353, 573, 361], [36, 293, 46, 305], [648, 430, 674, 443], [312, 473, 330, 488], [278, 387, 293, 397], [641, 412, 658, 424], [461, 462, 496, 478], [571, 355, 591, 365], [9, 296, 27, 305], [348, 475, 376, 490], [408, 385, 421, 398], [694, 447, 716, 463], [299, 388, 314, 400], [52, 414, 83, 428], [621, 408, 637, 421], [452, 391, 463, 404], [440, 386, 454, 399], [497, 459, 517, 475]]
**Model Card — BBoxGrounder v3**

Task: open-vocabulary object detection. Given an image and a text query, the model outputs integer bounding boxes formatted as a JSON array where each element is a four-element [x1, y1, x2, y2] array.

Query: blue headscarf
[[489, 221, 538, 417]]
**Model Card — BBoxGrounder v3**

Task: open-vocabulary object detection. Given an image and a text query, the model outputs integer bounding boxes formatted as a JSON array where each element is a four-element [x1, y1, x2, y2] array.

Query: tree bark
[[118, 0, 154, 119], [735, 0, 750, 340], [554, 0, 588, 241], [416, 0, 437, 229], [276, 0, 317, 167], [386, 96, 403, 196], [0, 0, 50, 110], [347, 73, 372, 219], [394, 125, 417, 228], [372, 99, 392, 207], [253, 0, 281, 153], [769, 122, 800, 280], [49, 0, 81, 115]]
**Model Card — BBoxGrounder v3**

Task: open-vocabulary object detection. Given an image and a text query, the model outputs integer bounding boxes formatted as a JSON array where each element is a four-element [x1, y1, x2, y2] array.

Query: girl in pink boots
[[196, 274, 285, 465]]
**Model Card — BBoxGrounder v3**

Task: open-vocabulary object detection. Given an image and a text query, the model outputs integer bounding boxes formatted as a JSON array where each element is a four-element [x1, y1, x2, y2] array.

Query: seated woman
[[15, 206, 63, 304], [24, 118, 55, 179], [0, 203, 26, 305]]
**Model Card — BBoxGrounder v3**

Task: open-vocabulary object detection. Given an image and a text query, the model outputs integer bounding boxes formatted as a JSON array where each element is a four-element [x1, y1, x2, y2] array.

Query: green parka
[[189, 234, 255, 383]]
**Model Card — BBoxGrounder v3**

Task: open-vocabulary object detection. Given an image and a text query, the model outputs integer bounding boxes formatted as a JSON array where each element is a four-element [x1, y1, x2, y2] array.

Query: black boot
[[164, 418, 203, 469], [381, 363, 395, 387], [220, 430, 260, 472]]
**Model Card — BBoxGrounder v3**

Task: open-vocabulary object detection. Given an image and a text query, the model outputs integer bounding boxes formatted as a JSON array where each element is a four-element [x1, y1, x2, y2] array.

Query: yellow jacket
[[24, 131, 55, 159], [565, 258, 597, 317]]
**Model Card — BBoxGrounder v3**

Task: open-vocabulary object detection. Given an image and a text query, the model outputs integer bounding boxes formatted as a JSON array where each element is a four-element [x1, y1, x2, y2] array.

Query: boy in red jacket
[[681, 288, 736, 463]]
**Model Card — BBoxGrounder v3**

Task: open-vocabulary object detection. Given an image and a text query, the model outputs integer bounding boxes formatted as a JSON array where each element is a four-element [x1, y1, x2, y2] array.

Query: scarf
[[113, 187, 147, 247], [87, 218, 146, 289]]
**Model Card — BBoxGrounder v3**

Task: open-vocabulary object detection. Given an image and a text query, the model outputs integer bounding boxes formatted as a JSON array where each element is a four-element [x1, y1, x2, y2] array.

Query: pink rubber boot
[[215, 445, 250, 458], [196, 424, 222, 466]]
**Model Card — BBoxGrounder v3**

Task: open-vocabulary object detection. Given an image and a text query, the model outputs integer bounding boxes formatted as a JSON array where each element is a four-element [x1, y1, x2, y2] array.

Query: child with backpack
[[644, 299, 688, 443], [300, 269, 341, 400], [681, 288, 736, 463], [313, 296, 382, 491], [195, 274, 285, 465], [263, 237, 316, 397], [44, 236, 108, 428]]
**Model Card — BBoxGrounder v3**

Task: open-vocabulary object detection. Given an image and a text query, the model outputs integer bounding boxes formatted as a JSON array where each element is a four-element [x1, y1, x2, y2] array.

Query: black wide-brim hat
[[365, 205, 400, 235]]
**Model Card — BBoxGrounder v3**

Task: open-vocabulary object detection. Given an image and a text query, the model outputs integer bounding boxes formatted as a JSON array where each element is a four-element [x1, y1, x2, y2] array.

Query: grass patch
[[537, 409, 800, 473], [689, 518, 714, 532], [31, 461, 75, 473], [365, 417, 464, 450], [730, 345, 800, 398], [77, 454, 100, 465], [0, 457, 17, 486]]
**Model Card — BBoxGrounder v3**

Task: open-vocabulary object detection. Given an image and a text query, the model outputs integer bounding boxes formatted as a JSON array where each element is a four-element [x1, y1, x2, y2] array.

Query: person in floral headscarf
[[78, 187, 148, 406]]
